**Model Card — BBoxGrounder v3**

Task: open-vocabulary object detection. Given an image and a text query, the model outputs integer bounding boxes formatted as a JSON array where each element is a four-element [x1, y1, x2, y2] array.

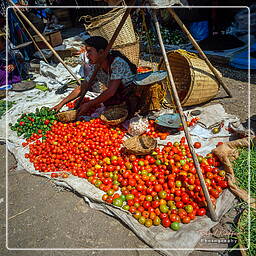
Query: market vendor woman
[[53, 36, 138, 116]]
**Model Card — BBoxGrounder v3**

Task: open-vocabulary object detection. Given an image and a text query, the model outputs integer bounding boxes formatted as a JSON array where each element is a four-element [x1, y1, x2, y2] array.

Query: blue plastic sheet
[[229, 43, 256, 70], [189, 21, 209, 41]]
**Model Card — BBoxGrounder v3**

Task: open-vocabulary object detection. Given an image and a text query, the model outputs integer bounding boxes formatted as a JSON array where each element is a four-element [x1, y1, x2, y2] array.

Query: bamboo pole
[[13, 8, 49, 64], [8, 0, 81, 84], [76, 3, 135, 108], [152, 9, 218, 222], [167, 8, 232, 98]]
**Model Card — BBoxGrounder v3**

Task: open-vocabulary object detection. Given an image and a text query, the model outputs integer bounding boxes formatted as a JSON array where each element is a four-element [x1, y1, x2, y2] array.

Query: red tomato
[[197, 208, 206, 216], [193, 142, 202, 149], [162, 217, 171, 228], [182, 216, 191, 224], [51, 173, 58, 178], [188, 212, 196, 220], [219, 180, 228, 188], [169, 214, 179, 222], [154, 184, 163, 192], [151, 200, 160, 208], [210, 189, 220, 199]]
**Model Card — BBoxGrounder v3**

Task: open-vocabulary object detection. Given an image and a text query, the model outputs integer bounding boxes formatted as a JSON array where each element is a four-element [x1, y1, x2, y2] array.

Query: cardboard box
[[33, 31, 63, 49]]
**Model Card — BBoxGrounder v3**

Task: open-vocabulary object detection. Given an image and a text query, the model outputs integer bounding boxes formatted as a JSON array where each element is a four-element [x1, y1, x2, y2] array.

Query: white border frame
[[5, 4, 251, 253]]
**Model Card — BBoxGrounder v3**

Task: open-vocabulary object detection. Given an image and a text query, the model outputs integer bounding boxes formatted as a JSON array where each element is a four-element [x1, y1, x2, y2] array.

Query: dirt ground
[[1, 53, 255, 256]]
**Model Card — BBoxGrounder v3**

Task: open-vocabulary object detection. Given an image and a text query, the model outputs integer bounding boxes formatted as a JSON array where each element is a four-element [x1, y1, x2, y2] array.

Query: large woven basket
[[158, 50, 221, 107], [123, 135, 157, 155], [57, 110, 76, 122], [100, 106, 128, 125], [113, 39, 140, 66], [81, 8, 137, 47]]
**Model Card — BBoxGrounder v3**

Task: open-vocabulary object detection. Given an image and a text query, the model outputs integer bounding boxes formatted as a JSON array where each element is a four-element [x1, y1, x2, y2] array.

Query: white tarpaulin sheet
[[1, 84, 239, 255], [33, 61, 84, 89]]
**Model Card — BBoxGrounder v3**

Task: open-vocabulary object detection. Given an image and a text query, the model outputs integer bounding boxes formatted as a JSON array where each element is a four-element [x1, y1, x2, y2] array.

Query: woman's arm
[[52, 80, 90, 112], [77, 79, 121, 116]]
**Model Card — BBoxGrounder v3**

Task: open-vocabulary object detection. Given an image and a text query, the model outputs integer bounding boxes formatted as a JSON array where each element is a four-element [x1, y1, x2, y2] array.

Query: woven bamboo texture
[[123, 135, 157, 155], [113, 40, 140, 66], [100, 106, 128, 125], [158, 50, 221, 107], [82, 8, 136, 47], [138, 83, 166, 113], [57, 110, 76, 122]]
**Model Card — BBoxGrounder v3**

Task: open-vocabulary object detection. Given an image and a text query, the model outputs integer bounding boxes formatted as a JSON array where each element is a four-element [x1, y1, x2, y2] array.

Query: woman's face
[[85, 46, 103, 64]]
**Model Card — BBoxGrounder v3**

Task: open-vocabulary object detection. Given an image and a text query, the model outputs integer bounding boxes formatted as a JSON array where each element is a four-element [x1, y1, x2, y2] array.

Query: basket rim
[[100, 107, 128, 123], [158, 51, 194, 105]]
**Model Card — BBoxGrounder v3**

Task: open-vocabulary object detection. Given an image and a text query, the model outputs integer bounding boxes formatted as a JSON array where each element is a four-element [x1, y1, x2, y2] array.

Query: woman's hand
[[51, 102, 64, 112], [5, 64, 15, 73], [77, 101, 93, 117]]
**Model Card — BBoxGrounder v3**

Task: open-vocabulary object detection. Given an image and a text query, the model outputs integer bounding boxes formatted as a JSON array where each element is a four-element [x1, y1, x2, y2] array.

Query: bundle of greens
[[233, 147, 256, 198], [234, 206, 256, 256]]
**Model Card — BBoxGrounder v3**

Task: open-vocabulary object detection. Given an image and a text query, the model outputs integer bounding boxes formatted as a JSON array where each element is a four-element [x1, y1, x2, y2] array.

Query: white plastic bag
[[128, 116, 149, 136]]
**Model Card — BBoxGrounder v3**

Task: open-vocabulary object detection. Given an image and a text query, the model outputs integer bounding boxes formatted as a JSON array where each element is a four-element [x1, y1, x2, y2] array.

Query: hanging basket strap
[[79, 15, 94, 24], [80, 8, 125, 26]]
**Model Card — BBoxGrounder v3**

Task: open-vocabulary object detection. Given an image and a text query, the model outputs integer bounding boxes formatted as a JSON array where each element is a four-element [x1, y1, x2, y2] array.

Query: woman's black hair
[[84, 36, 137, 74]]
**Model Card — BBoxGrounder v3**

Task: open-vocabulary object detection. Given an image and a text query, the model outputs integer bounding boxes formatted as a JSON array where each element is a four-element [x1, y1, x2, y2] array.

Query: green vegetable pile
[[231, 147, 256, 255], [233, 147, 256, 198], [231, 204, 256, 256], [10, 107, 57, 139], [0, 100, 16, 119], [138, 27, 189, 47]]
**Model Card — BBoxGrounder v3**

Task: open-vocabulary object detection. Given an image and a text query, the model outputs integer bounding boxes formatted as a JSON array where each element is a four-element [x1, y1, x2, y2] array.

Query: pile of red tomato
[[144, 118, 199, 140], [144, 119, 170, 140], [24, 118, 228, 231], [25, 119, 125, 175]]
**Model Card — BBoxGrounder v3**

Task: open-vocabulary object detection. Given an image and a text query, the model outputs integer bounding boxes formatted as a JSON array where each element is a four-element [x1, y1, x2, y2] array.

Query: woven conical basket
[[113, 40, 140, 66], [81, 8, 137, 47], [158, 50, 221, 107]]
